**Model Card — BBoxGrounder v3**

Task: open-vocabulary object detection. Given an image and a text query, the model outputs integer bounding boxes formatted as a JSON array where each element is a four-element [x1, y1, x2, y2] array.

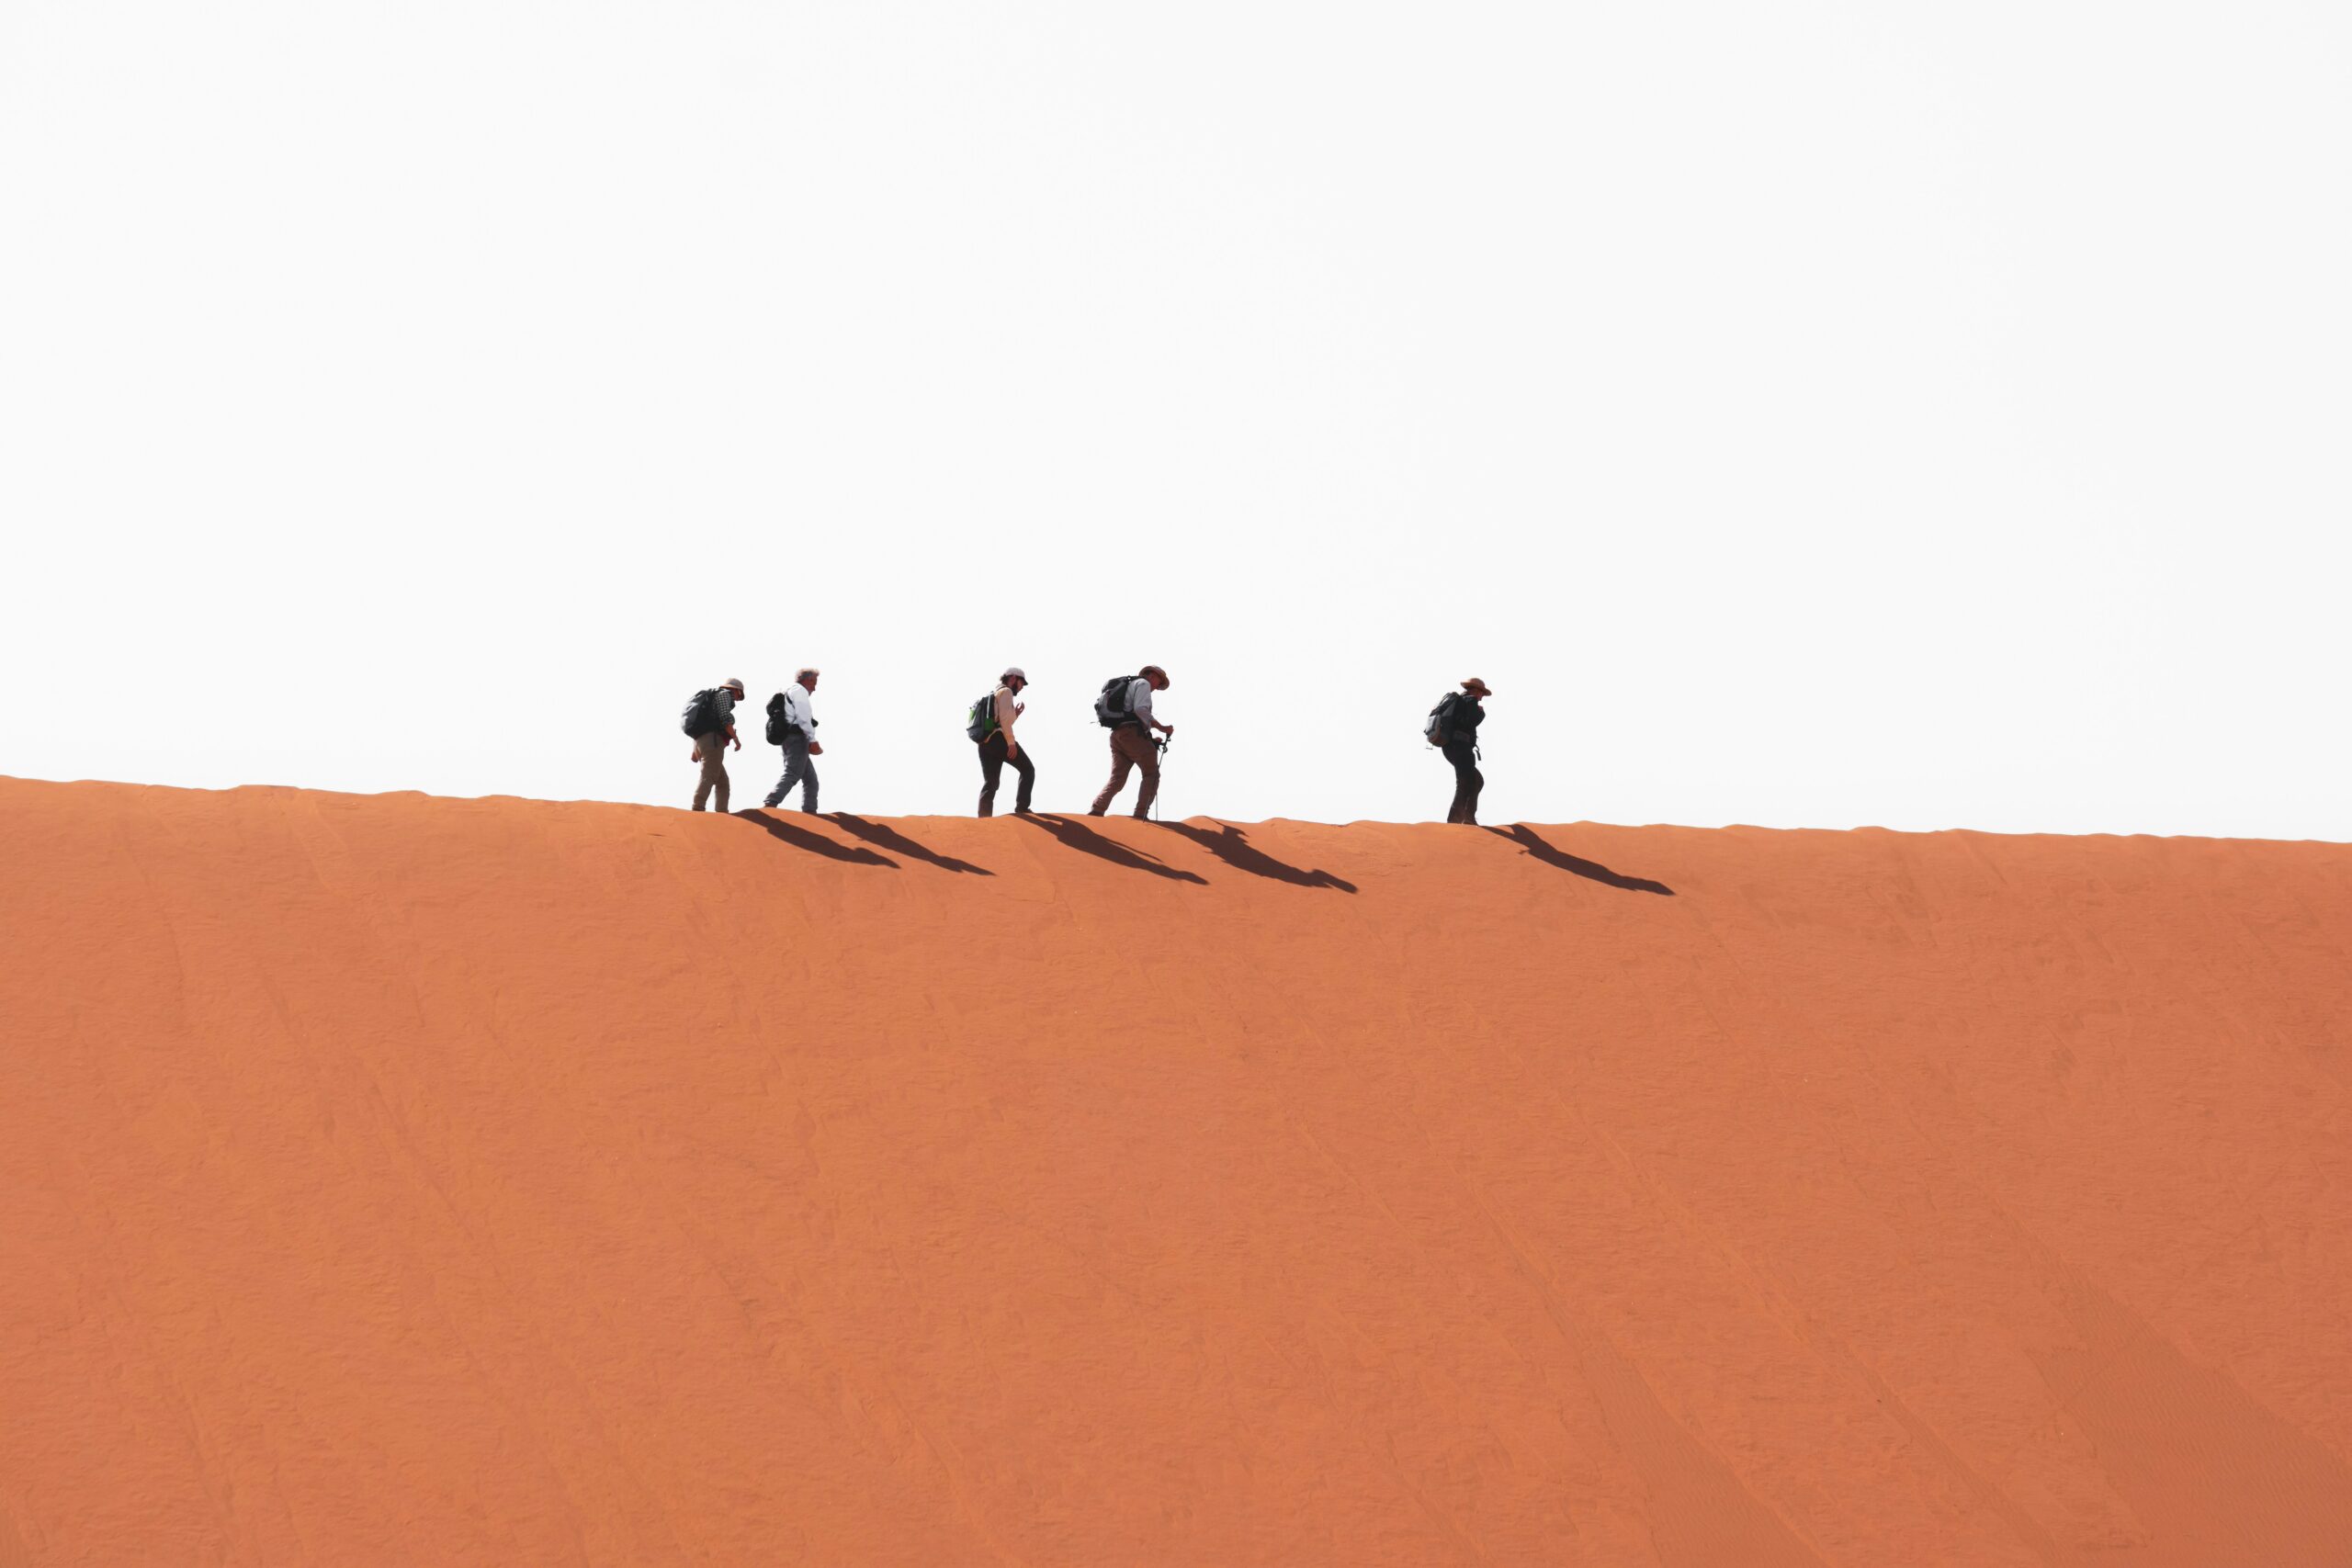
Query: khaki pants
[[1088, 727, 1159, 818], [692, 731, 729, 812]]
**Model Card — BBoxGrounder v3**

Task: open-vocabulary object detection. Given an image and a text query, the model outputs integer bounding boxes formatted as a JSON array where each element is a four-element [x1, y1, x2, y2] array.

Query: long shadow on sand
[[1016, 814, 1207, 885], [1150, 821, 1356, 892], [1487, 825, 1673, 896], [735, 810, 898, 867], [829, 815, 992, 875]]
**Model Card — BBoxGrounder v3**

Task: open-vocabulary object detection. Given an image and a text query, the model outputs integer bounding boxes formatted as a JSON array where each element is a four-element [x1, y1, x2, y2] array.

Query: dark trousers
[[1443, 738, 1484, 824], [977, 732, 1035, 816]]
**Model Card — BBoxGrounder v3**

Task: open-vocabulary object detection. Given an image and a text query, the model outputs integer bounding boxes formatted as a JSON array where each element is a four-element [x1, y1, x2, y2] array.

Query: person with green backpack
[[969, 666, 1035, 817]]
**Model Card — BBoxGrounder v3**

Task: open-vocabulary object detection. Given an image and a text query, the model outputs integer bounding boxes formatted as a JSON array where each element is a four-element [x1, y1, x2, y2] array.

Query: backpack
[[681, 687, 724, 738], [1423, 692, 1463, 746], [967, 690, 999, 743], [764, 691, 796, 746], [1095, 674, 1136, 729]]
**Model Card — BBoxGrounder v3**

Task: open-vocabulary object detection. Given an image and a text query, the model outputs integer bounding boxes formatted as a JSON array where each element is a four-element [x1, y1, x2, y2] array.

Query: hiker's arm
[[727, 724, 741, 750], [996, 689, 1020, 754]]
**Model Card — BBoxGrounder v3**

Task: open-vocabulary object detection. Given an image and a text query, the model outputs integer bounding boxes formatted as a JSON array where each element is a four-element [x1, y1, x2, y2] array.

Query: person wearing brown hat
[[686, 678, 746, 812], [1433, 677, 1490, 825], [1088, 664, 1173, 818]]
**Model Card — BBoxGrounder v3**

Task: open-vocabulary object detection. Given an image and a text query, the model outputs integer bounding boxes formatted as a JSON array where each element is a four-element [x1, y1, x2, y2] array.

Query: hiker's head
[[797, 667, 820, 692], [1001, 666, 1028, 693], [1140, 664, 1170, 692], [721, 678, 746, 700], [1461, 677, 1491, 701]]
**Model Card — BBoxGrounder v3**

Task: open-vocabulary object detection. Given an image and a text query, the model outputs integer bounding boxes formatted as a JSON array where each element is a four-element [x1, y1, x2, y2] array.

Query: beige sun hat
[[1001, 666, 1027, 682], [722, 677, 746, 694]]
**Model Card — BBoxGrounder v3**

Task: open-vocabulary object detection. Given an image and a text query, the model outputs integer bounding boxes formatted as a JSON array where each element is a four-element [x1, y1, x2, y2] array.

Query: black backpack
[[764, 692, 796, 746], [1424, 692, 1462, 746], [966, 691, 998, 743], [681, 688, 724, 738], [1095, 674, 1136, 729]]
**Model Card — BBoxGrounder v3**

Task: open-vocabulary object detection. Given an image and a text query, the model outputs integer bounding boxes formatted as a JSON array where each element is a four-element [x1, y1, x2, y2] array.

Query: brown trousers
[[692, 731, 730, 812], [1088, 727, 1159, 818]]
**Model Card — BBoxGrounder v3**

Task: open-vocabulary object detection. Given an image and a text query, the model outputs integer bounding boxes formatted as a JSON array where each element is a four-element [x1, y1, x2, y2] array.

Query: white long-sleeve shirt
[[1125, 677, 1156, 731], [777, 683, 817, 739]]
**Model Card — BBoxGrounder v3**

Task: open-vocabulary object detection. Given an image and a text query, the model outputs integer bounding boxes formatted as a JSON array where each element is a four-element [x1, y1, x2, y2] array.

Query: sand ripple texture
[[3, 779, 2348, 1566]]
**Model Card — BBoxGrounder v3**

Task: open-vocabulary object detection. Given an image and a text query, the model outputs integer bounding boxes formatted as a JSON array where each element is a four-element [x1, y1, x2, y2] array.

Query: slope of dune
[[2, 777, 2348, 1566]]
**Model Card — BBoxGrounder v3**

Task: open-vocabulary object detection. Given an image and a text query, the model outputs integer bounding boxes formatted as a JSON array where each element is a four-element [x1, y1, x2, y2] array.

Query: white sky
[[4, 3, 2346, 836]]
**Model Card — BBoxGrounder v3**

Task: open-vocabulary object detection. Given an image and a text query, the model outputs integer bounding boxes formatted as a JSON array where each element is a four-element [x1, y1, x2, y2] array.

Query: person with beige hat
[[1429, 677, 1491, 824], [973, 666, 1035, 817], [683, 678, 746, 812]]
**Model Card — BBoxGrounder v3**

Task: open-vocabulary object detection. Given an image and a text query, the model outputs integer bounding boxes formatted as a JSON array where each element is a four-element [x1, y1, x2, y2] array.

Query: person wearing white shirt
[[976, 666, 1035, 817], [762, 667, 823, 812]]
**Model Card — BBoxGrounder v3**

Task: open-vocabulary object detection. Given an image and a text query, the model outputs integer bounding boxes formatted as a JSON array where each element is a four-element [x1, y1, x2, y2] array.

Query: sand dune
[[3, 778, 2348, 1565]]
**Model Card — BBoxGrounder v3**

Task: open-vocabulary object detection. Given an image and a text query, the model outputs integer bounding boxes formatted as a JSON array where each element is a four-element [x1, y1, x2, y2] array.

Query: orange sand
[[3, 778, 2348, 1565]]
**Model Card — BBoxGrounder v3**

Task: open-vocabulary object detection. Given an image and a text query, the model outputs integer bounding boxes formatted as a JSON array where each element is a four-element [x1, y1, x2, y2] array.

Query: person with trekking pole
[[971, 666, 1035, 817], [1087, 664, 1173, 818], [1428, 677, 1490, 824], [762, 667, 823, 812], [683, 678, 746, 812]]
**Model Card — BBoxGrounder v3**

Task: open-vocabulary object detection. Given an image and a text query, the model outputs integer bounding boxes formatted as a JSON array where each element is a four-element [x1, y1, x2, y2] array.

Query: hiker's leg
[[1009, 745, 1035, 812], [1445, 741, 1476, 822], [1457, 751, 1484, 825], [978, 735, 1005, 817], [766, 735, 806, 809], [695, 732, 728, 811], [1126, 730, 1160, 818], [775, 738, 804, 804], [797, 749, 820, 813], [1089, 733, 1133, 816]]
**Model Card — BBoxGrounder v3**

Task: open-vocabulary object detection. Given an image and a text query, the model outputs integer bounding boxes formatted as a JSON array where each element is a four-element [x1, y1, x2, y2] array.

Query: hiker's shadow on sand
[[831, 814, 992, 874], [1017, 814, 1207, 885], [734, 810, 898, 867], [1151, 821, 1356, 892], [1487, 826, 1674, 896]]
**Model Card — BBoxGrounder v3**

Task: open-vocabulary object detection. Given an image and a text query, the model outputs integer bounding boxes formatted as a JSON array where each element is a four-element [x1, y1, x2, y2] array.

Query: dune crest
[[4, 779, 2348, 1565]]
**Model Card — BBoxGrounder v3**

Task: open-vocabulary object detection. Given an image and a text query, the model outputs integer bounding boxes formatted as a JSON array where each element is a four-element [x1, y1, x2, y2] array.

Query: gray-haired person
[[763, 667, 823, 812], [1088, 664, 1173, 818], [685, 678, 745, 812]]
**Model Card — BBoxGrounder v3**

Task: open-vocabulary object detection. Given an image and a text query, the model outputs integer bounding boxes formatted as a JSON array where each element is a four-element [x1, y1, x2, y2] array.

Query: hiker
[[762, 667, 823, 812], [1429, 677, 1490, 824], [1088, 664, 1173, 818], [972, 666, 1035, 817], [684, 678, 745, 812]]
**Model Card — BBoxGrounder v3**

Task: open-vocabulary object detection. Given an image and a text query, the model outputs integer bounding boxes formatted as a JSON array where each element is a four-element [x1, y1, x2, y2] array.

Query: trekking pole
[[1152, 734, 1170, 821]]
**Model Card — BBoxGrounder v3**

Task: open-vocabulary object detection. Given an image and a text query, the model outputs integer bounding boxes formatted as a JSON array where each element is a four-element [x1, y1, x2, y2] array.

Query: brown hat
[[1461, 677, 1491, 696], [722, 678, 746, 695], [1140, 664, 1169, 686]]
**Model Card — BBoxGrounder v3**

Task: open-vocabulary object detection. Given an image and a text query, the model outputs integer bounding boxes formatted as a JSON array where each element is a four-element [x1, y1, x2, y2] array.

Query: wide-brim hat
[[1461, 677, 1492, 696], [1001, 667, 1027, 682]]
